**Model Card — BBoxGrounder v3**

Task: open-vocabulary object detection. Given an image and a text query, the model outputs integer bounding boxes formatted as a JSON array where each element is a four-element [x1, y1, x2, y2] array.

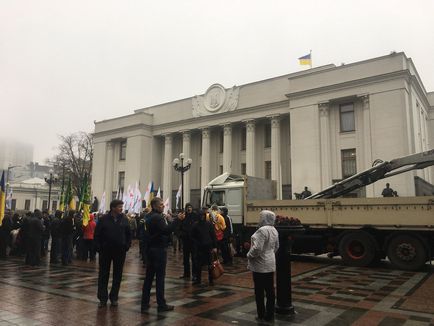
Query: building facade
[[92, 53, 434, 209], [8, 178, 61, 212]]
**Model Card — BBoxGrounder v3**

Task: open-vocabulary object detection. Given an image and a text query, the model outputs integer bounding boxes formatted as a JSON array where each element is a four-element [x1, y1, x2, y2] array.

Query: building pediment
[[192, 84, 240, 117]]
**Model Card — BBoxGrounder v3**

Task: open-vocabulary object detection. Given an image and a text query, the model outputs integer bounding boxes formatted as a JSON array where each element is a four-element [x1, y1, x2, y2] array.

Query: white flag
[[99, 192, 106, 213], [133, 181, 142, 213], [156, 187, 161, 198], [163, 197, 170, 215], [6, 187, 12, 210], [175, 184, 182, 210]]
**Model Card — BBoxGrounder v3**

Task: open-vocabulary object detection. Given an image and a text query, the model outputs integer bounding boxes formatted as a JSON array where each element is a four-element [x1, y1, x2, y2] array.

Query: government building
[[91, 52, 434, 209]]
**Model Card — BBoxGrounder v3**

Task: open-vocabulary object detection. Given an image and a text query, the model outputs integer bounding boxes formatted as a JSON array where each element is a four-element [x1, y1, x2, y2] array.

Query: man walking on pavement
[[95, 199, 131, 308], [141, 197, 180, 313]]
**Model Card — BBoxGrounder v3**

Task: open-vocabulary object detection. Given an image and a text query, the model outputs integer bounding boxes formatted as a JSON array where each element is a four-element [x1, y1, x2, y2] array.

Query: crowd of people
[[0, 198, 278, 322], [0, 208, 102, 265]]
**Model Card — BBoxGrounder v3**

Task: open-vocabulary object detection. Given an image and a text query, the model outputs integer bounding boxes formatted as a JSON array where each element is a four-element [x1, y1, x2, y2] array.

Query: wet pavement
[[0, 241, 433, 325]]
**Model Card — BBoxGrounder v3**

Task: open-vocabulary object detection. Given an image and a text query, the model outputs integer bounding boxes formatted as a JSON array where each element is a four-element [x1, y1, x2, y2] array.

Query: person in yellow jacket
[[207, 205, 226, 241]]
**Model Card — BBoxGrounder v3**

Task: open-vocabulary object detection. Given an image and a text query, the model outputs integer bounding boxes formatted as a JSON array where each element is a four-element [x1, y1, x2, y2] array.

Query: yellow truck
[[203, 149, 434, 270]]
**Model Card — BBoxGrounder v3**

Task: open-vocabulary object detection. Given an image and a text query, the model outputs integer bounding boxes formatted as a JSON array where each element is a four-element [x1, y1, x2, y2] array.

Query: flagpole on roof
[[310, 49, 312, 68]]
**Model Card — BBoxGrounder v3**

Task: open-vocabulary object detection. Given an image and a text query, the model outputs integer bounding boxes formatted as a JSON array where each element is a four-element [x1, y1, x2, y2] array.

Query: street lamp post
[[44, 169, 58, 212], [172, 153, 192, 211]]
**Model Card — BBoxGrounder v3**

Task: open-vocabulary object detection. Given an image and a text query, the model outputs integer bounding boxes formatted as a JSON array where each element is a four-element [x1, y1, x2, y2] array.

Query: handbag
[[211, 252, 225, 280]]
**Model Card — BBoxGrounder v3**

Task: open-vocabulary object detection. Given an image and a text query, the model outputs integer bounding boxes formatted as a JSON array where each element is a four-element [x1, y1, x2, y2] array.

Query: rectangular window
[[219, 130, 224, 153], [11, 199, 16, 211], [265, 161, 272, 179], [341, 149, 357, 178], [264, 122, 271, 148], [118, 171, 125, 194], [219, 165, 223, 175], [241, 163, 246, 175], [119, 141, 127, 160], [52, 200, 57, 211], [340, 103, 355, 132], [25, 199, 31, 211], [240, 126, 246, 151], [42, 200, 48, 211]]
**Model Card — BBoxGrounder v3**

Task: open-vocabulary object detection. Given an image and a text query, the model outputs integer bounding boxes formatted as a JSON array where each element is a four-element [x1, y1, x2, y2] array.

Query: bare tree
[[49, 131, 93, 199]]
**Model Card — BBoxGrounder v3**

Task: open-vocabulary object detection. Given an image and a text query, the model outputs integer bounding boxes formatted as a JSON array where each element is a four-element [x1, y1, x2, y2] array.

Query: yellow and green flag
[[81, 174, 91, 227], [64, 177, 74, 212], [59, 179, 65, 212], [0, 171, 5, 226]]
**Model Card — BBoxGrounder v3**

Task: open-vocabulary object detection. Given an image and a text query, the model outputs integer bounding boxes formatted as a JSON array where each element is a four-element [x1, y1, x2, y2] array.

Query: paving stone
[[0, 241, 434, 325]]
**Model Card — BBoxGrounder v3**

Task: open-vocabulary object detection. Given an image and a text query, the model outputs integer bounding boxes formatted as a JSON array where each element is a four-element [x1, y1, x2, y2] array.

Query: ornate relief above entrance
[[192, 83, 240, 117]]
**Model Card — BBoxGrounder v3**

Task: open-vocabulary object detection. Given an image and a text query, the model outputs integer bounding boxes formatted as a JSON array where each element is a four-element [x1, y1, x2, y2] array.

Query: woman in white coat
[[247, 210, 279, 322]]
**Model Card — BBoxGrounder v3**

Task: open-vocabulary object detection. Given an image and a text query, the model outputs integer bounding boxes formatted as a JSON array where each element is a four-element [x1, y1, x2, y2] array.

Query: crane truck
[[202, 149, 434, 271]]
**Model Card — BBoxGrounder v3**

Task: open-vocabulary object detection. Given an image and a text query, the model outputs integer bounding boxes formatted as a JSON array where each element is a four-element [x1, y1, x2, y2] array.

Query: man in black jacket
[[141, 197, 179, 313], [178, 203, 199, 280], [49, 210, 62, 263], [95, 199, 131, 308], [25, 210, 44, 266]]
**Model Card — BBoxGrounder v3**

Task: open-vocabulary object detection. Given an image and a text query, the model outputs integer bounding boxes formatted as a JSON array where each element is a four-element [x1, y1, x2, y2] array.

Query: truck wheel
[[387, 235, 427, 271], [339, 231, 377, 267]]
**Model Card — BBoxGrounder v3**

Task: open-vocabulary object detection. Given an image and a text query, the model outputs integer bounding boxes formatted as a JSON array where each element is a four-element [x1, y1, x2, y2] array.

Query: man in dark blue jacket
[[95, 199, 131, 308], [141, 197, 180, 313]]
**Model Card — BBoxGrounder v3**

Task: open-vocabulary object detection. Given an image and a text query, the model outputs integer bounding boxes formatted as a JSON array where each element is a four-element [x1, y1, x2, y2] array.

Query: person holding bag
[[191, 207, 218, 286], [247, 210, 279, 322]]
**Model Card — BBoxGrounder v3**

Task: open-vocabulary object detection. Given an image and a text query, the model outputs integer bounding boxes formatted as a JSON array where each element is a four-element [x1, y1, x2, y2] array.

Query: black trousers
[[219, 238, 232, 264], [97, 248, 127, 303], [142, 247, 167, 307], [25, 238, 41, 266], [252, 272, 275, 319], [50, 237, 61, 263], [193, 247, 212, 283], [82, 239, 95, 261], [181, 237, 195, 277]]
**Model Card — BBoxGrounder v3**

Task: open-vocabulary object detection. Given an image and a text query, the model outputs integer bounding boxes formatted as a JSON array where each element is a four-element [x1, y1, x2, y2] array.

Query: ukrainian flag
[[0, 171, 5, 226], [299, 53, 312, 66]]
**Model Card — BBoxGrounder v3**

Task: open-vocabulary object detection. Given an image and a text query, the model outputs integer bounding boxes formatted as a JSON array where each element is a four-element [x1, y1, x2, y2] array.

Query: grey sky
[[1, 0, 433, 163]]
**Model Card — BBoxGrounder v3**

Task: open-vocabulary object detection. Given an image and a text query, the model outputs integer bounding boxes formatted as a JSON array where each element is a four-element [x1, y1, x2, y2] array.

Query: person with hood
[[247, 210, 279, 322], [82, 213, 97, 261], [207, 204, 226, 245], [191, 207, 218, 286], [49, 210, 62, 264], [178, 203, 199, 280]]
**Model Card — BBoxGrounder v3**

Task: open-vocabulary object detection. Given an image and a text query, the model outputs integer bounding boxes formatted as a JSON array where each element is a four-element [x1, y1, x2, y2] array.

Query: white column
[[182, 131, 191, 204], [319, 103, 331, 189], [163, 135, 173, 208], [201, 128, 211, 200], [223, 124, 232, 173], [245, 120, 256, 176], [104, 142, 114, 203], [271, 116, 282, 199], [361, 95, 374, 197]]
